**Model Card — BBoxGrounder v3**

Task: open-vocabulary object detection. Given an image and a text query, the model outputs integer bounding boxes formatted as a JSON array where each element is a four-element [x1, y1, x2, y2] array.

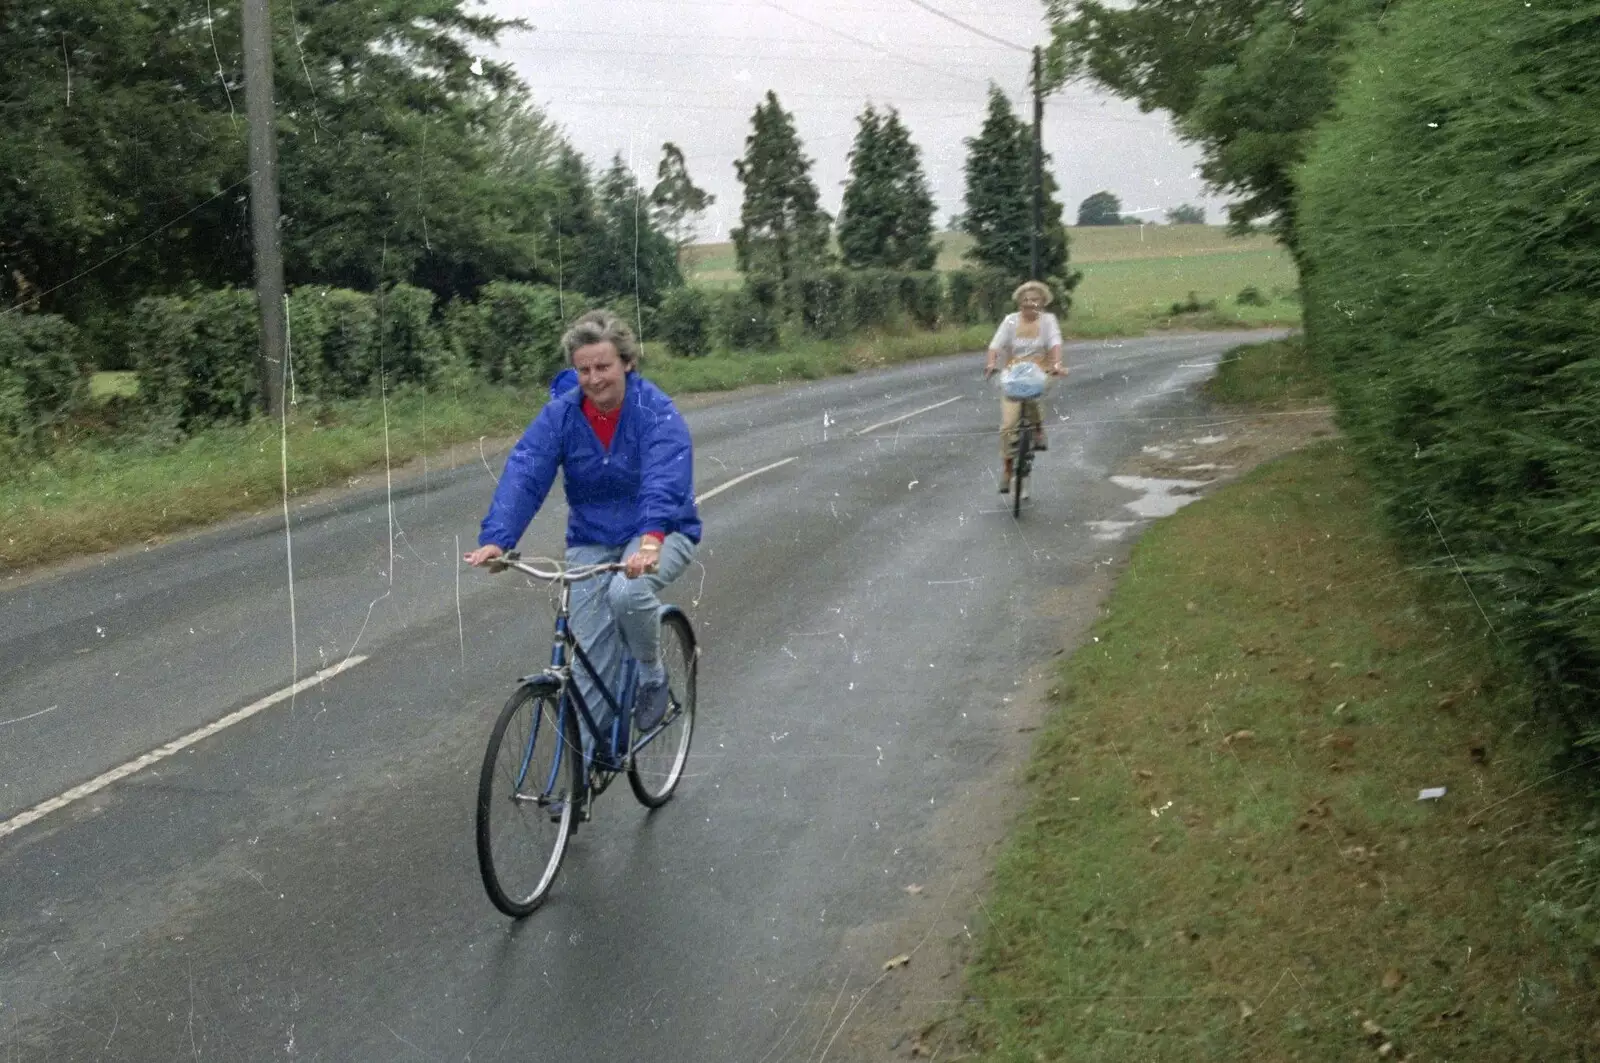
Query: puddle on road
[[1085, 520, 1140, 541], [1109, 475, 1212, 518]]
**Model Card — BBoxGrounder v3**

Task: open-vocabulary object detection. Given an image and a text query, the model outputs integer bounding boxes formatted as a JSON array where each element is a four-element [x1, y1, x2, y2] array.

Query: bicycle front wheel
[[476, 683, 581, 917], [629, 609, 697, 808]]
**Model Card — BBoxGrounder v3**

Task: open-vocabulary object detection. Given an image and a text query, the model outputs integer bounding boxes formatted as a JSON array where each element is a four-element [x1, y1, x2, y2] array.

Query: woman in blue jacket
[[464, 310, 701, 734]]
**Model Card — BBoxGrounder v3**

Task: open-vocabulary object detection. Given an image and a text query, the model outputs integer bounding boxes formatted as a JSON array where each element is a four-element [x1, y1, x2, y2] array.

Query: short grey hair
[[1012, 280, 1054, 308], [561, 309, 640, 367]]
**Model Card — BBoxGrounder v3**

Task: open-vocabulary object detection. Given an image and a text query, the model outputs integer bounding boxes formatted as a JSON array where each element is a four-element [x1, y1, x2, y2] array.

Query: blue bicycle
[[474, 552, 698, 917]]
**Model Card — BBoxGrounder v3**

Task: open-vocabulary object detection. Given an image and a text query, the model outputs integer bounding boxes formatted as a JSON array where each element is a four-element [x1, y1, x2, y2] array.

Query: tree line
[[1045, 0, 1600, 732], [732, 85, 1078, 320], [1, 1, 699, 349], [2, 1, 1080, 364], [1, 1, 1092, 453]]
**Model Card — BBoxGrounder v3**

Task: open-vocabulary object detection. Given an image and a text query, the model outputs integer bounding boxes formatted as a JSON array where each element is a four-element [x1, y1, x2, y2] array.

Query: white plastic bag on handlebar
[[999, 361, 1047, 400]]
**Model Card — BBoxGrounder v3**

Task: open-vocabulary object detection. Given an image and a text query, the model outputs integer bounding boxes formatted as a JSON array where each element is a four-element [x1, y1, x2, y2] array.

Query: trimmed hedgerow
[[1295, 0, 1600, 723], [0, 313, 89, 452], [713, 288, 781, 351], [448, 281, 568, 386], [130, 288, 259, 431], [656, 286, 714, 356], [800, 270, 853, 339]]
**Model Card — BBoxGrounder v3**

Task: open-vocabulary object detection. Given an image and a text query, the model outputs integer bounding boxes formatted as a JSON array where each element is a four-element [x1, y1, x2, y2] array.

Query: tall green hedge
[[131, 288, 260, 431], [447, 281, 569, 386], [376, 283, 450, 388], [800, 270, 853, 339], [900, 271, 943, 331], [945, 268, 1013, 326], [1296, 0, 1600, 718], [713, 289, 781, 351], [134, 284, 449, 430], [657, 286, 714, 356], [0, 313, 89, 452]]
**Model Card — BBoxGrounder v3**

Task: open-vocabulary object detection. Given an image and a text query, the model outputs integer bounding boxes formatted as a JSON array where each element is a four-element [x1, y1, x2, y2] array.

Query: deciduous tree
[[1045, 0, 1386, 250], [650, 142, 715, 252], [1077, 191, 1123, 226]]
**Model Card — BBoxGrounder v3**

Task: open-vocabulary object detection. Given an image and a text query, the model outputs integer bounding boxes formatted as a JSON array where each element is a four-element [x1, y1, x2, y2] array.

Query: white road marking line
[[853, 396, 960, 436], [696, 457, 797, 504], [0, 656, 368, 841], [0, 705, 58, 728]]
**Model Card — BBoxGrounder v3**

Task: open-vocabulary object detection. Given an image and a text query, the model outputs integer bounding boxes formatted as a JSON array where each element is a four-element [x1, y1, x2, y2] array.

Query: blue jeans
[[566, 534, 697, 753]]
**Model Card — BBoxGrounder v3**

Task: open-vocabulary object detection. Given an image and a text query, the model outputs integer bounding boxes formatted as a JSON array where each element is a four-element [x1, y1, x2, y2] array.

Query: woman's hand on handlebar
[[623, 536, 662, 579], [622, 548, 660, 579], [463, 543, 505, 568]]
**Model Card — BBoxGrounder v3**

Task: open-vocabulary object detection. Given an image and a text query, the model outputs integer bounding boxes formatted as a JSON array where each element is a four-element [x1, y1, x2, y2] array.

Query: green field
[[682, 226, 1298, 327]]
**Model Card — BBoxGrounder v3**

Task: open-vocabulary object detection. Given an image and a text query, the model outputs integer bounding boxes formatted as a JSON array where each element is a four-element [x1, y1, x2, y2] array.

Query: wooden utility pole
[[1030, 46, 1045, 282], [241, 0, 286, 417]]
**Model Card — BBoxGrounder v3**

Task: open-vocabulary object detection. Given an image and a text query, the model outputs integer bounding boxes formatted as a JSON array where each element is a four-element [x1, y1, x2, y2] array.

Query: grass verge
[[948, 352, 1597, 1061], [0, 383, 540, 571], [1203, 337, 1327, 410]]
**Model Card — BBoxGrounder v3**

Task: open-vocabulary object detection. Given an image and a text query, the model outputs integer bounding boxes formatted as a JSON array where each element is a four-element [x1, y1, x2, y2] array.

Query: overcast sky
[[482, 0, 1221, 240]]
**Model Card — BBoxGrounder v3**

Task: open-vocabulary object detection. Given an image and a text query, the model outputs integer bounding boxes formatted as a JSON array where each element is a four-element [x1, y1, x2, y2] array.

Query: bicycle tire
[[628, 609, 697, 808], [1012, 422, 1031, 518], [476, 682, 581, 917]]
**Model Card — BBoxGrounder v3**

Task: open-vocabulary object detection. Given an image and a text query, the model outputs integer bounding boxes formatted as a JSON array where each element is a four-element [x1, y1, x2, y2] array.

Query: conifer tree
[[577, 155, 682, 304], [731, 92, 832, 305], [960, 86, 1073, 291], [839, 106, 937, 270]]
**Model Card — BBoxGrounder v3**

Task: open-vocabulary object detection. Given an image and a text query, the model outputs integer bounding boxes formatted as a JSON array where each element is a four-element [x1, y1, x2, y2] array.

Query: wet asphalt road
[[0, 331, 1278, 1060]]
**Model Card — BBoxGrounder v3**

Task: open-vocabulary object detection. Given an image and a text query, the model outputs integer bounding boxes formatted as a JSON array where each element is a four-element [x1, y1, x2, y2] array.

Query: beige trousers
[[999, 397, 1043, 462]]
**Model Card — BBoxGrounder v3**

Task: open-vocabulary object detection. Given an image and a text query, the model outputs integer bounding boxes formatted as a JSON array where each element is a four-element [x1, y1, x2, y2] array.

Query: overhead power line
[[760, 1, 987, 88], [900, 0, 1032, 53], [526, 27, 1020, 52]]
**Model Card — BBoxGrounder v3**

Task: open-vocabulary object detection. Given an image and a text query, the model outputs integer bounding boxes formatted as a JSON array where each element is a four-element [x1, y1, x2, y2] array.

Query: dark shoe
[[634, 661, 670, 732]]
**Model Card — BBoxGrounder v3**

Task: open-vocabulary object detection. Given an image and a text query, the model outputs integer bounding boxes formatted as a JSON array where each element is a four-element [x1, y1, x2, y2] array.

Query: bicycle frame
[[521, 568, 677, 782]]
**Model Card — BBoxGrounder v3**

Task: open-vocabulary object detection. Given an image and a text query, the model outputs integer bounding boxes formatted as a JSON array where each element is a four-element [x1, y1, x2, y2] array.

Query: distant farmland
[[683, 226, 1299, 329]]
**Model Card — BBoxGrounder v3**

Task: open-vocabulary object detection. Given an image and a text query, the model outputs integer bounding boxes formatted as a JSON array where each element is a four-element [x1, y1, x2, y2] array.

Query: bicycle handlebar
[[485, 551, 626, 582]]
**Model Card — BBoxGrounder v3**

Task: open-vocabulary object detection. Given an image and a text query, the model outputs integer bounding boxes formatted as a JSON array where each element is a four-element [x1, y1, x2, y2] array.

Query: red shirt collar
[[581, 397, 622, 447]]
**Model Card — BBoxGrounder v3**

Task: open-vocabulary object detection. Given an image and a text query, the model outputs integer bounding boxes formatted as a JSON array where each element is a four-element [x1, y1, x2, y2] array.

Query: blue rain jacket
[[549, 367, 578, 398], [478, 373, 702, 550]]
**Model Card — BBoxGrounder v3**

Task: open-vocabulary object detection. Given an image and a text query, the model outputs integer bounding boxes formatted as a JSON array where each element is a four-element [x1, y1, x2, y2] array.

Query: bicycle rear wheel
[[1012, 424, 1031, 518], [476, 682, 581, 917], [628, 609, 697, 807]]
